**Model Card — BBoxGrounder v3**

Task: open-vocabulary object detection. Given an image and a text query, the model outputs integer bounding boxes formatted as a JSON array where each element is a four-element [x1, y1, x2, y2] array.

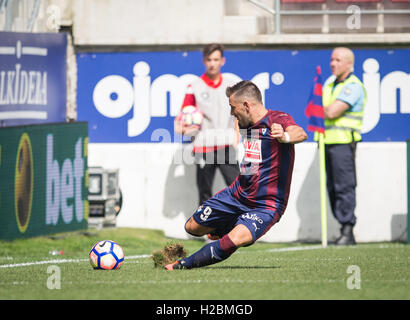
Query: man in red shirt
[[175, 43, 240, 205]]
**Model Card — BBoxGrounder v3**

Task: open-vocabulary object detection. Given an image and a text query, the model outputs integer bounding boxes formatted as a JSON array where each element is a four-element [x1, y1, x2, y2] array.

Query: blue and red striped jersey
[[228, 110, 297, 215]]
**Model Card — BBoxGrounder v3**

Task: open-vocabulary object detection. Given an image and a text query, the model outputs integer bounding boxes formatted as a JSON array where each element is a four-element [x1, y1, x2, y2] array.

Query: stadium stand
[[2, 0, 409, 41], [281, 0, 326, 3]]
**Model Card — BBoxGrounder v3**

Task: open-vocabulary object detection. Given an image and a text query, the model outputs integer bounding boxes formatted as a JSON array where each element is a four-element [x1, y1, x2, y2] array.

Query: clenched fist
[[271, 123, 287, 143]]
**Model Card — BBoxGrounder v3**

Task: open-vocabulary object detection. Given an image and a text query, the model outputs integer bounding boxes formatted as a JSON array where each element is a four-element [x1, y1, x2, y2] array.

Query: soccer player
[[166, 80, 307, 270]]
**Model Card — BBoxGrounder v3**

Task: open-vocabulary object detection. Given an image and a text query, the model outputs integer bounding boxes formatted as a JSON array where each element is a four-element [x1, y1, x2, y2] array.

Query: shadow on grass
[[207, 265, 280, 270]]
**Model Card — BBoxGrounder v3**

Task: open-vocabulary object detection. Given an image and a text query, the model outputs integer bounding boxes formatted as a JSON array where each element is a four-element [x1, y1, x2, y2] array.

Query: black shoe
[[335, 224, 356, 245], [165, 260, 187, 270], [335, 234, 356, 245]]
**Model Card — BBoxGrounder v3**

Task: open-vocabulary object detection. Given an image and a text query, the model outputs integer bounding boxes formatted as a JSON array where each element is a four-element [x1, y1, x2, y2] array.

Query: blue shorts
[[191, 188, 281, 242]]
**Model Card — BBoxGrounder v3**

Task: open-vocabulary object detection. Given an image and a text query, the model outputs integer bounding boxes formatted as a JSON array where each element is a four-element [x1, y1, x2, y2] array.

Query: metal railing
[[248, 0, 410, 34], [0, 0, 41, 32]]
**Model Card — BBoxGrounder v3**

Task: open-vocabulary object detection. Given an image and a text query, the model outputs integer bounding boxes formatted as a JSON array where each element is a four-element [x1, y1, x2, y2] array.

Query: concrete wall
[[88, 142, 408, 243], [65, 0, 410, 45], [72, 0, 229, 45]]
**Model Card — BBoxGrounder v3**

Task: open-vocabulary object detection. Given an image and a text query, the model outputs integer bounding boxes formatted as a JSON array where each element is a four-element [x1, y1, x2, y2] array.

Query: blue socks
[[180, 235, 237, 269]]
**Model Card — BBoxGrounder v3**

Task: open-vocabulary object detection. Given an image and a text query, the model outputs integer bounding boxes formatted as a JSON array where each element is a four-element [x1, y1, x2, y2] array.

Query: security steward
[[316, 47, 366, 245]]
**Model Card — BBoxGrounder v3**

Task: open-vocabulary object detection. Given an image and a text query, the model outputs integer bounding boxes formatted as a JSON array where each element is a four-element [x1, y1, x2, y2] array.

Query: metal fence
[[0, 0, 41, 32], [248, 0, 410, 34]]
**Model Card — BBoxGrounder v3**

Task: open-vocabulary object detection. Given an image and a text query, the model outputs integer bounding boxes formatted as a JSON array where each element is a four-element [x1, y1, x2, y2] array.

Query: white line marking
[[267, 245, 323, 252], [0, 254, 151, 269], [126, 254, 151, 259]]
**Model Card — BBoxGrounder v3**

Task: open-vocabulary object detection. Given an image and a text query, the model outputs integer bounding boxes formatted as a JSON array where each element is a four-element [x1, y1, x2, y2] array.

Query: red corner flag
[[305, 66, 324, 133]]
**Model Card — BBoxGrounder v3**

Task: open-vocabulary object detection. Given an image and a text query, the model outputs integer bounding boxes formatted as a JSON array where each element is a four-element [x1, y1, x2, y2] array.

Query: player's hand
[[175, 118, 200, 136], [182, 124, 200, 136], [270, 123, 286, 143], [174, 118, 184, 135]]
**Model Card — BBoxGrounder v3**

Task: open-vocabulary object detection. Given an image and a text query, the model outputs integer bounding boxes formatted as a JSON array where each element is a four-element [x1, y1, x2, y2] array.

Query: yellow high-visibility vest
[[315, 74, 366, 144]]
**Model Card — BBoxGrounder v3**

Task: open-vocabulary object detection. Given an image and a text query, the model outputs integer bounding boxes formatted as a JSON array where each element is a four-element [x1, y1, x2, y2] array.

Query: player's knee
[[184, 219, 196, 236], [234, 236, 254, 248], [228, 225, 254, 248]]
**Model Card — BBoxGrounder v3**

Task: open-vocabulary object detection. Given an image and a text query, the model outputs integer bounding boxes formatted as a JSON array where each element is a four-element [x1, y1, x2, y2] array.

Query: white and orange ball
[[89, 240, 124, 270], [180, 106, 203, 127]]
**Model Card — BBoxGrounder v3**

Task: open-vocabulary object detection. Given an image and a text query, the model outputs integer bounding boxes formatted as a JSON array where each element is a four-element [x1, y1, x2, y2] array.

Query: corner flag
[[305, 66, 327, 248], [305, 66, 324, 133]]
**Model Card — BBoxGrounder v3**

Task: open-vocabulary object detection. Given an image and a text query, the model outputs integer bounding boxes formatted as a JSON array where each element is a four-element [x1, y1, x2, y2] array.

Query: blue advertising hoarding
[[77, 49, 410, 142], [0, 31, 67, 126]]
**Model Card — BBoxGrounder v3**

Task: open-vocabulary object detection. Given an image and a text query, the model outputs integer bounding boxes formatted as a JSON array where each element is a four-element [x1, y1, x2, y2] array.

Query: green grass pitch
[[0, 228, 409, 300]]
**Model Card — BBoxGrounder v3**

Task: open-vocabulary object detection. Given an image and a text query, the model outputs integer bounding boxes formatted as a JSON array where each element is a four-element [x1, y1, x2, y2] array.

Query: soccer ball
[[180, 106, 203, 127], [89, 240, 124, 270]]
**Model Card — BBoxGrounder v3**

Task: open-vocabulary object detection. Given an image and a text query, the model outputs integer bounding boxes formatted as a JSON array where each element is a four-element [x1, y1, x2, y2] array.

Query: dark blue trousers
[[195, 146, 239, 206], [325, 143, 357, 226]]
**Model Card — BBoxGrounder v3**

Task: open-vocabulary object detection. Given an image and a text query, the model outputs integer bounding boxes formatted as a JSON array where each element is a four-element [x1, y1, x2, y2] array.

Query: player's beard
[[238, 119, 251, 129], [238, 122, 246, 129], [236, 113, 253, 129]]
